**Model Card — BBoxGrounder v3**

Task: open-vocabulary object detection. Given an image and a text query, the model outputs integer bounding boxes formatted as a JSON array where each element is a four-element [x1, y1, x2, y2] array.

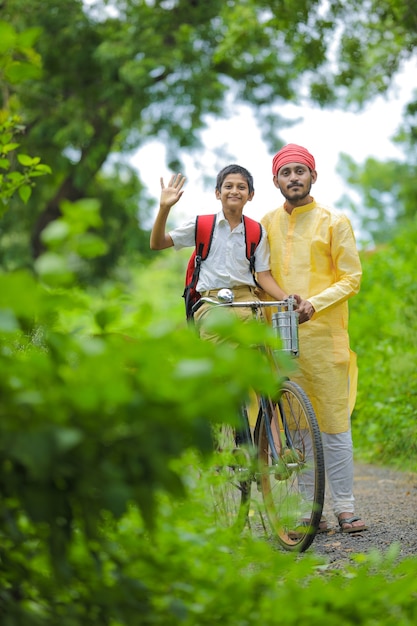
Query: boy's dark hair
[[215, 164, 254, 194]]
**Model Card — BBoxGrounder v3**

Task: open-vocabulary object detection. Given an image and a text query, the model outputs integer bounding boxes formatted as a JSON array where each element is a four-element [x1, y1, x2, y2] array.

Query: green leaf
[[1, 143, 20, 154], [0, 132, 13, 145], [0, 21, 16, 53], [60, 198, 103, 230], [41, 220, 70, 246], [18, 184, 32, 203], [0, 270, 41, 316], [74, 233, 108, 258], [5, 61, 43, 83], [6, 171, 22, 183], [34, 163, 52, 174], [16, 25, 43, 49], [34, 252, 75, 287], [17, 153, 39, 166]]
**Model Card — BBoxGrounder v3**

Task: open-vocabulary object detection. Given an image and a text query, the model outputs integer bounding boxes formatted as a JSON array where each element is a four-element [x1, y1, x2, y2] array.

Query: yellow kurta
[[262, 200, 362, 434]]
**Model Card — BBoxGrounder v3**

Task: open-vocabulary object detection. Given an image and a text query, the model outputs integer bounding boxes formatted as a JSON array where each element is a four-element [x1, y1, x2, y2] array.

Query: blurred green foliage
[[1, 4, 417, 624], [0, 114, 51, 211], [1, 252, 417, 623], [337, 153, 417, 247], [1, 191, 416, 622], [349, 217, 417, 471]]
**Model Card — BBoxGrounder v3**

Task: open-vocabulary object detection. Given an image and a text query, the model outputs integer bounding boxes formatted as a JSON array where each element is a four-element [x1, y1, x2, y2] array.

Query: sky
[[132, 57, 417, 238]]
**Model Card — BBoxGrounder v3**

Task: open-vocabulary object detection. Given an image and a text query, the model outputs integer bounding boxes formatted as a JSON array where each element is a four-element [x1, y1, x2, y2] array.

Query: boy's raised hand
[[160, 173, 186, 209], [150, 173, 187, 249]]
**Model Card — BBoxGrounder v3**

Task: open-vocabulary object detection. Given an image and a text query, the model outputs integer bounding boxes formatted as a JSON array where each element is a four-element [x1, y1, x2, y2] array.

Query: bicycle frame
[[195, 289, 325, 552]]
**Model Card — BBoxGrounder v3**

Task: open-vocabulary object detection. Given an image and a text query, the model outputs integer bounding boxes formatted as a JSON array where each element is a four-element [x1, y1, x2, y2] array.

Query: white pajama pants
[[321, 430, 355, 517], [298, 429, 355, 519]]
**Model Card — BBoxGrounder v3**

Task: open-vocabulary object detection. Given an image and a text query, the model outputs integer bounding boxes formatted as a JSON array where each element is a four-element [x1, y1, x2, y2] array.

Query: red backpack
[[183, 214, 262, 321]]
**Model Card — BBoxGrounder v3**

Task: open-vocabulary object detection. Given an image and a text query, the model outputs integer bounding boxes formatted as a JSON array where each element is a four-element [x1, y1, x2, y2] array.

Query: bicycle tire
[[256, 380, 325, 552], [209, 408, 252, 532]]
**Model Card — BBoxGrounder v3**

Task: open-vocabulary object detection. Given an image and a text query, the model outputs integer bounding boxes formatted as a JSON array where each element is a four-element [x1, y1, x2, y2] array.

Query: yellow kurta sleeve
[[307, 214, 362, 315]]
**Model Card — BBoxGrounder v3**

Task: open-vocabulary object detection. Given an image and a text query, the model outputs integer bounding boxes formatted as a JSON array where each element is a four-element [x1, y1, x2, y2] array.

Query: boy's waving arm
[[150, 174, 186, 250]]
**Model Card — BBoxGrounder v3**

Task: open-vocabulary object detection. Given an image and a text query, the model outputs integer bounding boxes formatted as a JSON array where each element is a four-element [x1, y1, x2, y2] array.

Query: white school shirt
[[169, 210, 271, 292]]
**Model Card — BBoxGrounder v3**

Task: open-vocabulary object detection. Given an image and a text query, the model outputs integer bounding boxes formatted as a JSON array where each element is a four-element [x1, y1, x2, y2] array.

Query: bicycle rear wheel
[[210, 407, 253, 531], [257, 380, 325, 552]]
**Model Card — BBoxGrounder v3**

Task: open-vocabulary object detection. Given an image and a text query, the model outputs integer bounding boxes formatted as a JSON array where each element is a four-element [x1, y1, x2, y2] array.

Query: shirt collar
[[283, 198, 316, 215], [218, 210, 244, 229]]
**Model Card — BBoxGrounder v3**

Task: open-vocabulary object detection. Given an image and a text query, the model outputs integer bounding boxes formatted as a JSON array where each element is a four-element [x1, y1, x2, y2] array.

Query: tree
[[304, 0, 417, 242], [2, 0, 417, 268], [348, 216, 417, 468], [3, 0, 329, 264], [336, 153, 417, 245], [334, 87, 417, 245]]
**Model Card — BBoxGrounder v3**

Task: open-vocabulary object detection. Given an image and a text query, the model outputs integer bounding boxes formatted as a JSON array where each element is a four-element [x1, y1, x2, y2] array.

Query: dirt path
[[307, 462, 417, 567], [252, 462, 417, 568], [300, 464, 417, 567]]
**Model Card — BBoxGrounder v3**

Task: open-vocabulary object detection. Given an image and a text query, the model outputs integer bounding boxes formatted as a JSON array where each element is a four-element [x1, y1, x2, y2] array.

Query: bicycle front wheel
[[257, 380, 325, 552], [209, 409, 252, 532]]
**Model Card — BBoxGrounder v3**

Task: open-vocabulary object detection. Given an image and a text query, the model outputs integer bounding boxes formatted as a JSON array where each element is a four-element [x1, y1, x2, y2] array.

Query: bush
[[349, 218, 417, 470]]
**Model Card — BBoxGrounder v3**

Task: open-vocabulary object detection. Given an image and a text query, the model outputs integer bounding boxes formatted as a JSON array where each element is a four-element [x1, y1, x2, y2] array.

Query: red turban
[[272, 144, 316, 175]]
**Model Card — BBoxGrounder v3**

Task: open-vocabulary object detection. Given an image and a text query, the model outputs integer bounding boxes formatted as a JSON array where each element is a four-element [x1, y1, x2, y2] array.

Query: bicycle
[[193, 289, 325, 553]]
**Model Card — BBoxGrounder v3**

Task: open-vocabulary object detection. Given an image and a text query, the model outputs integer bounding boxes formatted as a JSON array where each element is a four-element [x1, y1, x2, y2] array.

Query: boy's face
[[215, 173, 254, 211]]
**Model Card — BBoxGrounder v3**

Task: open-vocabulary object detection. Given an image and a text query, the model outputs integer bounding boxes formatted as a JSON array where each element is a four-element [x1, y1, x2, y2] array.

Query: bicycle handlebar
[[192, 290, 297, 314], [194, 297, 292, 310], [192, 289, 299, 357]]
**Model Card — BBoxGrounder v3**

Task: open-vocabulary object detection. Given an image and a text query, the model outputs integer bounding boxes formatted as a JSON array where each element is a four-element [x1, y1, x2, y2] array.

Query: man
[[262, 144, 367, 533]]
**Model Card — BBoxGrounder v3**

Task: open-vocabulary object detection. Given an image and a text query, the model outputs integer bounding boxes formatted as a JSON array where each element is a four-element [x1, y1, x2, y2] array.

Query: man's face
[[273, 162, 317, 204]]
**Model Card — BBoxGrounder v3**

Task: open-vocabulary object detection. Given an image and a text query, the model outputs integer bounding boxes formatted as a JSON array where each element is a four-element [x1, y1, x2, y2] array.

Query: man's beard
[[280, 181, 312, 202]]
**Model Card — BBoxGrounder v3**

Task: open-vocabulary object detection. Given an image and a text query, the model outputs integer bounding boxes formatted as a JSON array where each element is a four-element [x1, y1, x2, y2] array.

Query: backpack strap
[[242, 215, 263, 286], [195, 214, 217, 261], [189, 214, 216, 288]]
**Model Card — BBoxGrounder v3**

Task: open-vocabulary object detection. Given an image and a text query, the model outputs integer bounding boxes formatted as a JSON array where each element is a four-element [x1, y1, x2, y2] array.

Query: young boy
[[150, 164, 289, 332]]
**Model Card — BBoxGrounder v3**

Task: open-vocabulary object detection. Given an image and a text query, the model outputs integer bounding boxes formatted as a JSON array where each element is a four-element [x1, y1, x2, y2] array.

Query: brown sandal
[[338, 515, 368, 533]]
